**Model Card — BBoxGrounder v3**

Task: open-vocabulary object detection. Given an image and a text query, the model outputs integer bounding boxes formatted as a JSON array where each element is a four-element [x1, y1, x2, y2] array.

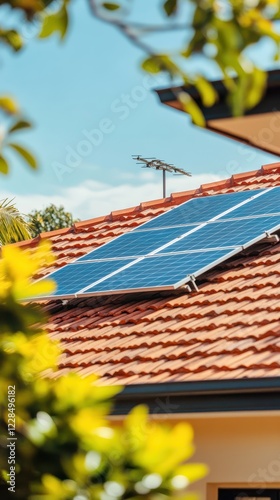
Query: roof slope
[[21, 162, 280, 385]]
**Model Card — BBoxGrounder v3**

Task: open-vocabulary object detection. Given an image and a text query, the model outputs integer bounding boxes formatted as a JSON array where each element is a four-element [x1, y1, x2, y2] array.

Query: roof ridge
[[9, 161, 280, 247], [260, 161, 280, 173], [6, 235, 40, 249], [39, 227, 73, 238]]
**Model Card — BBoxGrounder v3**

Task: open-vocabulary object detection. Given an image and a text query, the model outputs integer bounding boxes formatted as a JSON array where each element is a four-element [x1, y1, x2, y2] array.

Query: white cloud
[[2, 172, 222, 220]]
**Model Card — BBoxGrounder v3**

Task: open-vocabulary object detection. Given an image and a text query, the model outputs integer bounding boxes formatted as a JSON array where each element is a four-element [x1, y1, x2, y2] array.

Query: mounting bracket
[[186, 276, 199, 292], [264, 232, 279, 244]]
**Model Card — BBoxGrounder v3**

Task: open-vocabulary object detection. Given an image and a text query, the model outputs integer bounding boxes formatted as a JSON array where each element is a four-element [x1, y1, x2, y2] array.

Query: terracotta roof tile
[[261, 161, 280, 173], [18, 163, 280, 385], [171, 189, 199, 201], [231, 170, 259, 183], [74, 215, 111, 229], [200, 178, 232, 192], [110, 206, 140, 219], [39, 227, 72, 239], [140, 197, 170, 209]]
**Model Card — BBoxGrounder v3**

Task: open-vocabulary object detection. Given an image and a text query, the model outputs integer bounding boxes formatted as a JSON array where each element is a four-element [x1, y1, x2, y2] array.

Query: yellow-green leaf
[[16, 279, 56, 301], [176, 463, 209, 483], [178, 91, 206, 127], [195, 76, 218, 107], [8, 143, 38, 169], [39, 6, 68, 40], [0, 96, 19, 114], [102, 2, 120, 10], [163, 0, 177, 17], [0, 155, 9, 174], [141, 56, 162, 74], [245, 68, 267, 110], [175, 493, 199, 500], [42, 474, 67, 496], [91, 384, 122, 402], [142, 54, 180, 78], [8, 119, 32, 134], [0, 29, 23, 51]]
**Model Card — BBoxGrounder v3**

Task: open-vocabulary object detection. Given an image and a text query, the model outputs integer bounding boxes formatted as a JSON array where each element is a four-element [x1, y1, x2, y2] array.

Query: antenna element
[[132, 155, 191, 198]]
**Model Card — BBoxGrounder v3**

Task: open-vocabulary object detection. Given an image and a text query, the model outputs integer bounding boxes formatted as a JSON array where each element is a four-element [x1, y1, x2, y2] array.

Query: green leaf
[[245, 68, 267, 110], [0, 29, 23, 52], [226, 62, 265, 117], [178, 91, 206, 127], [0, 96, 19, 114], [195, 76, 218, 107], [39, 5, 68, 40], [181, 30, 205, 58], [141, 56, 162, 74], [163, 0, 177, 16], [102, 2, 120, 10], [8, 143, 38, 169], [8, 119, 32, 134], [273, 44, 280, 61], [193, 4, 213, 30], [0, 154, 9, 175], [142, 54, 182, 78], [0, 198, 32, 244]]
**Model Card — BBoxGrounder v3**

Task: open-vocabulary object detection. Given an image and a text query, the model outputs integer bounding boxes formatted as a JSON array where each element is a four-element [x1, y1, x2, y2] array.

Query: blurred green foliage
[[0, 97, 37, 175], [0, 198, 32, 245], [27, 204, 79, 237], [92, 0, 280, 123], [0, 242, 208, 499]]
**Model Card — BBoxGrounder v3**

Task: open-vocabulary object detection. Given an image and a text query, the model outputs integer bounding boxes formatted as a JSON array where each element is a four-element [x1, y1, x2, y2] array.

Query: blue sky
[[1, 2, 278, 219]]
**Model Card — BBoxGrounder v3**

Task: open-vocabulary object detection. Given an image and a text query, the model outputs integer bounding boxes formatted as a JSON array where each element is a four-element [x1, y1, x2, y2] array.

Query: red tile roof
[[21, 162, 280, 384]]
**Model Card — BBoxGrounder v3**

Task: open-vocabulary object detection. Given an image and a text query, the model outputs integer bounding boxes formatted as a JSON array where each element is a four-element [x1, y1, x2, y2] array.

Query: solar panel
[[134, 188, 263, 229], [158, 215, 280, 253], [219, 186, 280, 219], [32, 186, 280, 299], [44, 259, 134, 297], [79, 225, 199, 260], [81, 249, 235, 294]]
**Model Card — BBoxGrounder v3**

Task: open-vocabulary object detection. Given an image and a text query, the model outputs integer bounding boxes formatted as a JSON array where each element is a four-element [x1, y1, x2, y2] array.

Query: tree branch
[[87, 0, 189, 55]]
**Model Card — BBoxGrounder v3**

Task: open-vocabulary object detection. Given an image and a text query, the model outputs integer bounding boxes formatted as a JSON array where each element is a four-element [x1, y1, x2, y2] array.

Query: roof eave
[[155, 69, 280, 156], [113, 377, 280, 416], [155, 69, 280, 120]]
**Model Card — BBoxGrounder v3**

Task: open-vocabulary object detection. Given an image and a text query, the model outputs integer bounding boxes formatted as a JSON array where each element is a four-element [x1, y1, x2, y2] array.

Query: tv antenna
[[132, 155, 192, 198]]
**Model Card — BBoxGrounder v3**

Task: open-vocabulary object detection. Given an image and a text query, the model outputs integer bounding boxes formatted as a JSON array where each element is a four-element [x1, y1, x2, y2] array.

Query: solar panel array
[[34, 186, 280, 299]]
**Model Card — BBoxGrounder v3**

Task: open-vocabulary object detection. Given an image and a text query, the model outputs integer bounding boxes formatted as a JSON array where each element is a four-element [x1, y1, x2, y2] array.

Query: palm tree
[[0, 198, 31, 245]]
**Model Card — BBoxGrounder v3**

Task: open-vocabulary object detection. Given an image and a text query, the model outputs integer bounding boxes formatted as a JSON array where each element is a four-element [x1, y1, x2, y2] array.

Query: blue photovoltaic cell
[[134, 189, 264, 230], [41, 259, 134, 297], [78, 226, 197, 260], [82, 250, 232, 294], [220, 186, 280, 219], [161, 215, 280, 253]]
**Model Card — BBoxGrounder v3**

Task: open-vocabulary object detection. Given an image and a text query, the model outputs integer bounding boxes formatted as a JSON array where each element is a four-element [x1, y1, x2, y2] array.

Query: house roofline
[[113, 377, 280, 416], [154, 69, 280, 155], [9, 162, 280, 251], [155, 69, 280, 121]]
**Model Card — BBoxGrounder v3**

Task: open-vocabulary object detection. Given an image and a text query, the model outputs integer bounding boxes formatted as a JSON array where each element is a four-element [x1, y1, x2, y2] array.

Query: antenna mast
[[132, 156, 191, 198]]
